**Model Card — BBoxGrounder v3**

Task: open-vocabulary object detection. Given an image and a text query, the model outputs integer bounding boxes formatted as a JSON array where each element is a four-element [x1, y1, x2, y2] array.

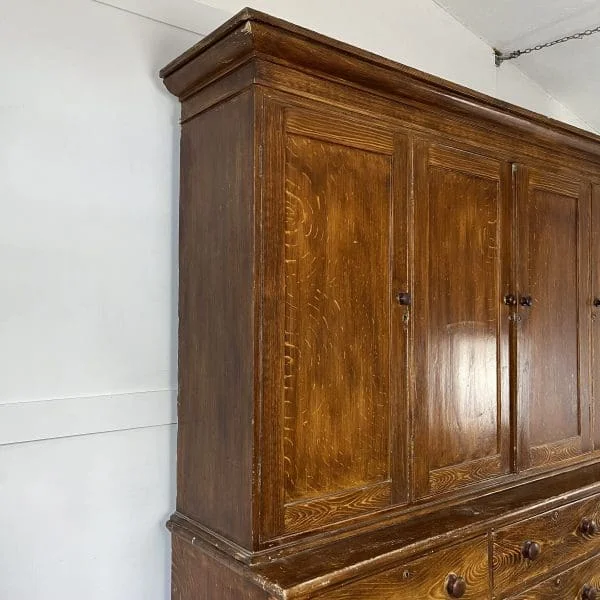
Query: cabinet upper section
[[162, 8, 600, 555], [160, 7, 600, 166]]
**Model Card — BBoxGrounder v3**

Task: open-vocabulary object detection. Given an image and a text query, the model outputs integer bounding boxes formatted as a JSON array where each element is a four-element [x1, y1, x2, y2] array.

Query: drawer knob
[[582, 585, 598, 600], [446, 573, 467, 598], [521, 540, 541, 561], [580, 518, 598, 536]]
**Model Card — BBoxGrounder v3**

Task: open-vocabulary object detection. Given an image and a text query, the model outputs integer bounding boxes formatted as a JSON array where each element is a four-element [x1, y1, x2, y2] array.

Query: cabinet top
[[160, 7, 600, 163]]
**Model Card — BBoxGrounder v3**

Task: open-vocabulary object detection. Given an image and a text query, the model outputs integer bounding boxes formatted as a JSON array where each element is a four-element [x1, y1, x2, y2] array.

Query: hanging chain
[[495, 24, 600, 66]]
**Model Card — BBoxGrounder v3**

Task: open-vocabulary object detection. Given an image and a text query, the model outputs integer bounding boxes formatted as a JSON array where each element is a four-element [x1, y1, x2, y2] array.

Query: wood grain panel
[[260, 99, 409, 538], [516, 167, 592, 470], [172, 536, 270, 600], [507, 553, 600, 600], [413, 140, 511, 498], [429, 455, 503, 496], [316, 536, 490, 599], [593, 185, 600, 449], [493, 494, 600, 596], [284, 482, 391, 534], [177, 91, 256, 548], [283, 132, 391, 501]]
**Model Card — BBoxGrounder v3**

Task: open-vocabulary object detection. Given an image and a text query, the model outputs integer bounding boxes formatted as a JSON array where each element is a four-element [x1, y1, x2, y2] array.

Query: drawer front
[[508, 554, 600, 600], [317, 536, 489, 599], [493, 495, 600, 596]]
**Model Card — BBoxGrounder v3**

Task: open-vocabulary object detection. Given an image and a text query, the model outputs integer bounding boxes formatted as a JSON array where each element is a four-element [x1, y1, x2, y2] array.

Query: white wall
[[0, 1, 594, 599], [0, 1, 199, 598]]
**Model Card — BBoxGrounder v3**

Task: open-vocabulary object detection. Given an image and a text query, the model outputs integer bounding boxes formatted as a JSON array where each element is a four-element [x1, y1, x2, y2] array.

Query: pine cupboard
[[161, 9, 600, 599]]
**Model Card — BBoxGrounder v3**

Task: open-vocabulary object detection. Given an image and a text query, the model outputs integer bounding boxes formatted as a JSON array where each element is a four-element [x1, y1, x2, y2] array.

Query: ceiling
[[435, 0, 600, 132]]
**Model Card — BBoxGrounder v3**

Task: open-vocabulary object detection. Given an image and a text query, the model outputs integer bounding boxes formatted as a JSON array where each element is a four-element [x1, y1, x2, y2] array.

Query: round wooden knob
[[580, 518, 598, 536], [446, 574, 467, 598], [582, 584, 598, 600], [520, 295, 533, 307], [396, 291, 412, 306], [594, 298, 600, 308], [522, 540, 541, 561]]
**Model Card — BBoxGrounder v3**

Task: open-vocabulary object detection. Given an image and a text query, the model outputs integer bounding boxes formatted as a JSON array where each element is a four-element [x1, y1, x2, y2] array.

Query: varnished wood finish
[[160, 9, 600, 166], [172, 536, 270, 600], [593, 185, 600, 449], [508, 553, 600, 600], [177, 90, 257, 548], [261, 97, 409, 538], [413, 140, 511, 498], [493, 494, 600, 596], [162, 8, 600, 600], [316, 536, 490, 599], [515, 167, 592, 471]]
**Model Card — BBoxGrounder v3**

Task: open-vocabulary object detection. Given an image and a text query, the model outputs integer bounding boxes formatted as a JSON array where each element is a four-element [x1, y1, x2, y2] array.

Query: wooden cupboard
[[161, 8, 600, 599]]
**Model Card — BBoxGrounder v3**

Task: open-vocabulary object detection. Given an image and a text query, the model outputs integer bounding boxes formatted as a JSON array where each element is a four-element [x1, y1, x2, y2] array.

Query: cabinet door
[[515, 166, 592, 470], [413, 140, 512, 499], [594, 185, 600, 449], [260, 98, 409, 539]]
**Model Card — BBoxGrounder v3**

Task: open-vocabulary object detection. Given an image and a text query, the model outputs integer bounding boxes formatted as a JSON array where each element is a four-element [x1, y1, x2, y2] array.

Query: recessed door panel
[[594, 185, 600, 448], [283, 134, 391, 501], [413, 140, 511, 498], [516, 167, 591, 469], [261, 98, 409, 538]]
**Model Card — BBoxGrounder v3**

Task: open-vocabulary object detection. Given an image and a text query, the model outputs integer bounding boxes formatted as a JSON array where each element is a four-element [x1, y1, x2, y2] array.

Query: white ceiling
[[436, 0, 600, 132]]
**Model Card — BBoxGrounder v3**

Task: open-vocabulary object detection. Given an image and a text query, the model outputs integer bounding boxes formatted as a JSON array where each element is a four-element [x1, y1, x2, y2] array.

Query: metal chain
[[495, 24, 600, 66]]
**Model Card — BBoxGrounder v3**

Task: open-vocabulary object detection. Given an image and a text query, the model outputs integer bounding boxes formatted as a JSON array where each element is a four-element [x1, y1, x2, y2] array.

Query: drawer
[[317, 536, 489, 599], [493, 494, 600, 596], [508, 553, 600, 600]]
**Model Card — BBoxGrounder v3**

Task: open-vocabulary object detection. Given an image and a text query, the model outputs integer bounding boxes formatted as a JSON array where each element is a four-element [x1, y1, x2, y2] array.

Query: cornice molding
[[160, 8, 600, 165]]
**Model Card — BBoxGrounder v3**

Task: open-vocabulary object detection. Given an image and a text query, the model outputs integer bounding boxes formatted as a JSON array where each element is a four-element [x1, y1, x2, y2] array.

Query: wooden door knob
[[446, 574, 467, 598], [519, 295, 533, 307], [396, 291, 412, 306], [503, 293, 517, 306], [580, 518, 598, 536], [594, 298, 600, 308], [582, 584, 598, 600], [522, 540, 541, 560]]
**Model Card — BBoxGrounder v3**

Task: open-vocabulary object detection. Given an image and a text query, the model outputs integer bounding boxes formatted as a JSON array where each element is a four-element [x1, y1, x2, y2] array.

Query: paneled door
[[515, 166, 592, 470], [260, 96, 410, 539], [413, 139, 512, 499], [591, 185, 600, 448]]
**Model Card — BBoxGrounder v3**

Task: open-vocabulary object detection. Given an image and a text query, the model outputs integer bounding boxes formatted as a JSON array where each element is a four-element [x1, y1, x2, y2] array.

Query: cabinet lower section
[[171, 481, 600, 600]]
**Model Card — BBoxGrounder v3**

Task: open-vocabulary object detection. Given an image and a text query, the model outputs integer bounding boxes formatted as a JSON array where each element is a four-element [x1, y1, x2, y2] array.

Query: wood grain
[[284, 482, 392, 534], [515, 167, 592, 471], [316, 536, 490, 599], [413, 140, 511, 498], [162, 9, 600, 599], [282, 131, 392, 502], [429, 455, 503, 496], [172, 535, 270, 600], [492, 494, 600, 596], [593, 185, 600, 449], [259, 98, 409, 538], [507, 552, 600, 600], [161, 8, 600, 170], [176, 90, 257, 549]]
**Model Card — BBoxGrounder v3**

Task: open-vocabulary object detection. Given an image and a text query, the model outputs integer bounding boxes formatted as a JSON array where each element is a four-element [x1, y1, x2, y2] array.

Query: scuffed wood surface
[[316, 536, 490, 599], [493, 495, 600, 596]]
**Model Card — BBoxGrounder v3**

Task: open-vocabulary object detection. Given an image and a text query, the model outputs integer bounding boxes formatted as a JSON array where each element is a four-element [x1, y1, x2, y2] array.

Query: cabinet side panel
[[177, 91, 255, 548], [172, 536, 269, 600]]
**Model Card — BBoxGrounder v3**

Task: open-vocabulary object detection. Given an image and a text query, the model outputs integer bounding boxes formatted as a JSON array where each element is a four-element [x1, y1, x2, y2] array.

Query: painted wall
[[0, 0, 593, 599]]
